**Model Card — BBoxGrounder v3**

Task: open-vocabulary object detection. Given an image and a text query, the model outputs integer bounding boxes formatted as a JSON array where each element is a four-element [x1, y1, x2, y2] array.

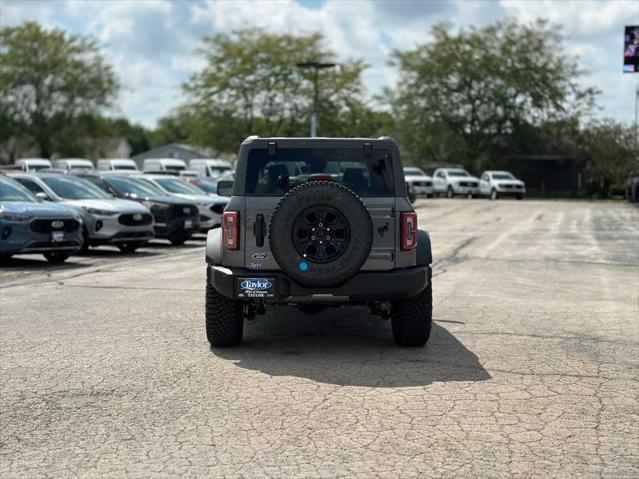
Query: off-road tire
[[446, 186, 455, 198], [80, 226, 90, 253], [391, 281, 433, 347], [516, 194, 524, 200], [169, 232, 191, 246], [205, 280, 243, 347], [43, 251, 71, 263], [270, 181, 373, 288]]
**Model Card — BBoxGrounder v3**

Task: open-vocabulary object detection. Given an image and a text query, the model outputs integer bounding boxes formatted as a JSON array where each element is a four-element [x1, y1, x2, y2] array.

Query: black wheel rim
[[291, 205, 350, 263]]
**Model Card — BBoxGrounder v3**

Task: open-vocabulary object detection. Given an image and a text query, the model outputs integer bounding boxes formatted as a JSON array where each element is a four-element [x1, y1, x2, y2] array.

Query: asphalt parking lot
[[1, 198, 638, 478]]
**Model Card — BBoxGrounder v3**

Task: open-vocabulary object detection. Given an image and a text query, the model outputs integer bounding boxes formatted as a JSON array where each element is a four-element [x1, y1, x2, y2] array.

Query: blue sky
[[1, 0, 637, 128]]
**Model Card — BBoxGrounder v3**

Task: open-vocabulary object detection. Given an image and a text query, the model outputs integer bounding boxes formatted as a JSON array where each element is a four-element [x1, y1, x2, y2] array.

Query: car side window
[[16, 178, 45, 195]]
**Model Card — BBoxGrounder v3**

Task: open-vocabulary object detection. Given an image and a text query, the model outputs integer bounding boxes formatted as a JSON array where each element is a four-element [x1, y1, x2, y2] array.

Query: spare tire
[[270, 181, 373, 288]]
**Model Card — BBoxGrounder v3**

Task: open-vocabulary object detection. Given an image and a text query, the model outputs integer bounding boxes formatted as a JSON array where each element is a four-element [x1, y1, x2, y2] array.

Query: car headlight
[[81, 206, 117, 216], [0, 212, 30, 222]]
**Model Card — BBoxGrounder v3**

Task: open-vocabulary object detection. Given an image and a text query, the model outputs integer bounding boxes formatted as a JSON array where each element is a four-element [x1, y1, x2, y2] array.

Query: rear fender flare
[[206, 227, 222, 264], [416, 229, 432, 266]]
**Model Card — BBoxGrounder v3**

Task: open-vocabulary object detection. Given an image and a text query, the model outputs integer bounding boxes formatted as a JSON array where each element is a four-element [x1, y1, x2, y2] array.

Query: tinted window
[[404, 168, 425, 176], [191, 179, 217, 193], [492, 173, 515, 180], [0, 178, 36, 201], [114, 165, 136, 170], [155, 178, 205, 195], [14, 178, 45, 195], [245, 148, 394, 196], [447, 170, 470, 177], [42, 176, 112, 200], [107, 176, 163, 196]]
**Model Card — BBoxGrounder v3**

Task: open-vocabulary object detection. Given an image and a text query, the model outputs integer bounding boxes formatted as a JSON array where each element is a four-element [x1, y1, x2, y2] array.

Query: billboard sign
[[624, 25, 639, 73]]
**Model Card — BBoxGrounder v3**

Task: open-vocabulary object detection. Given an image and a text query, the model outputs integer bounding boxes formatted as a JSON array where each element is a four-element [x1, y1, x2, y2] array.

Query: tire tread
[[205, 281, 243, 347], [391, 282, 433, 347]]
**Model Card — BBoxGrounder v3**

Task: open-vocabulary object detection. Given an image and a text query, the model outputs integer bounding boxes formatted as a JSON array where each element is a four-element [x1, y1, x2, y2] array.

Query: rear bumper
[[208, 265, 431, 301]]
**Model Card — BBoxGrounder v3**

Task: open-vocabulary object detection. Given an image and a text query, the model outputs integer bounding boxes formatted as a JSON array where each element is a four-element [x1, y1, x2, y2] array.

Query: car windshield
[[245, 148, 395, 196], [106, 176, 163, 196], [191, 179, 217, 193], [404, 168, 425, 176], [0, 178, 36, 202], [492, 173, 515, 180], [28, 164, 50, 172], [210, 166, 231, 175], [447, 170, 470, 177], [156, 178, 206, 195], [42, 176, 112, 200], [165, 165, 186, 172], [114, 165, 136, 171]]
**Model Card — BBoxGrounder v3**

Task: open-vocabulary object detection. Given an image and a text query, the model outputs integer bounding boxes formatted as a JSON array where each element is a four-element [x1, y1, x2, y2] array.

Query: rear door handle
[[253, 214, 265, 247]]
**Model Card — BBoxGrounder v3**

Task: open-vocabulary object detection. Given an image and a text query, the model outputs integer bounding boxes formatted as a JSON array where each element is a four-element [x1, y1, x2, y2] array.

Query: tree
[[388, 19, 598, 169], [579, 120, 637, 196], [181, 29, 373, 152], [0, 22, 119, 157]]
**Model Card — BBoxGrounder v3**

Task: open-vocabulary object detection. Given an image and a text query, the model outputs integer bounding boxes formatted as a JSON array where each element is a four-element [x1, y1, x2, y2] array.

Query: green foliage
[[389, 19, 599, 169], [579, 120, 637, 195], [180, 29, 377, 152], [0, 22, 119, 157]]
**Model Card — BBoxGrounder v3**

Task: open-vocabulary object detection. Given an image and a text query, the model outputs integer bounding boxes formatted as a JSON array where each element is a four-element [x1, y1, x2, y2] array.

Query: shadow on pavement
[[0, 256, 93, 270], [142, 241, 204, 249], [214, 306, 490, 387]]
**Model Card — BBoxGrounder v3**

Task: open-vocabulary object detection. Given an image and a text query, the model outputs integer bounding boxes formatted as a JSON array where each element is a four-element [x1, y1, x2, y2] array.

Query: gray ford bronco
[[205, 137, 433, 347]]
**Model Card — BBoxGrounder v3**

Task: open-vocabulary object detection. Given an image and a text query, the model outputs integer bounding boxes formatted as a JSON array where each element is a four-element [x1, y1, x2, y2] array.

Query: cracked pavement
[[1, 199, 638, 478]]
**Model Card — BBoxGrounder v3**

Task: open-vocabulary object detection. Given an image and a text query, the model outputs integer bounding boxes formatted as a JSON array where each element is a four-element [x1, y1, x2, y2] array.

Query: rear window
[[244, 148, 395, 196]]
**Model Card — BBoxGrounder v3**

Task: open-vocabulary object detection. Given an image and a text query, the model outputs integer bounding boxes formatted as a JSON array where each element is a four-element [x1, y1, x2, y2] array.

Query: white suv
[[404, 167, 433, 197], [432, 168, 480, 198], [479, 170, 526, 200]]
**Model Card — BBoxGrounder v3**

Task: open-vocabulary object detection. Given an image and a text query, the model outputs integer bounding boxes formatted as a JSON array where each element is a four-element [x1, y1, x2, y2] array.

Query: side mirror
[[217, 180, 234, 197], [35, 192, 49, 201]]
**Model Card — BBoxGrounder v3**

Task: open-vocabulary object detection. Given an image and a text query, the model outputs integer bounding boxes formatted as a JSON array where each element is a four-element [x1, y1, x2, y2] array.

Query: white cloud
[[1, 0, 637, 127]]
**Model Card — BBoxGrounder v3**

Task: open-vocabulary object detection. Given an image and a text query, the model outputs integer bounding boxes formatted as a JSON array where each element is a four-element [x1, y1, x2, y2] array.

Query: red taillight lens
[[401, 212, 418, 250], [222, 211, 239, 250]]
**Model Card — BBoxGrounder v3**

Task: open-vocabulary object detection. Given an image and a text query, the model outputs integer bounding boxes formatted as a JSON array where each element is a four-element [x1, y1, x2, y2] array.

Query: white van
[[14, 158, 52, 172], [97, 158, 138, 172], [188, 158, 233, 177], [52, 158, 95, 171], [142, 158, 187, 174]]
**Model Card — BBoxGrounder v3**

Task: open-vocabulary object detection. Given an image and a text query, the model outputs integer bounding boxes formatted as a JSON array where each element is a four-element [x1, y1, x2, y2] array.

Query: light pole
[[296, 62, 336, 137]]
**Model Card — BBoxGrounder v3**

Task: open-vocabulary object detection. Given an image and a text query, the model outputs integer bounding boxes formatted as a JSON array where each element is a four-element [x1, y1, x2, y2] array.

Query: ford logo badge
[[133, 213, 142, 221], [252, 253, 268, 260], [51, 220, 64, 229]]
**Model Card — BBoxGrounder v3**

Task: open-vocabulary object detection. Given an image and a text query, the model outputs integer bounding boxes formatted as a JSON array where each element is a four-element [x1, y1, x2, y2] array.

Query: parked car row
[[405, 167, 526, 201], [1, 157, 235, 178], [0, 171, 229, 263]]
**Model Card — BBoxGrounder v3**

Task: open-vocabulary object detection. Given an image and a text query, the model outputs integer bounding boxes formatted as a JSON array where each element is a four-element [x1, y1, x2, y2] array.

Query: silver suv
[[205, 137, 433, 347], [10, 173, 154, 253]]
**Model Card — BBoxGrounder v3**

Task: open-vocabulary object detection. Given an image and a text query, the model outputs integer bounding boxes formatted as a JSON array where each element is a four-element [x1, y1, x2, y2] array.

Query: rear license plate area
[[236, 277, 276, 299]]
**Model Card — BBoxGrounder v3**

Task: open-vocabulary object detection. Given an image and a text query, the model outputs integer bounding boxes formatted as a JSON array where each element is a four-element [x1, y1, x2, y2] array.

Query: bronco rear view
[[205, 137, 433, 347]]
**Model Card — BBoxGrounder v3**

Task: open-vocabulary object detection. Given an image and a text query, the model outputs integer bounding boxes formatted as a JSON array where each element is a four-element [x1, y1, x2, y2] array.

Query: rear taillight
[[401, 212, 417, 250], [222, 211, 239, 250]]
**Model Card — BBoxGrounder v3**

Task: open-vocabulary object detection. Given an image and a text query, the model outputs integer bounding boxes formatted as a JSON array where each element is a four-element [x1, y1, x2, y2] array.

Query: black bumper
[[154, 219, 199, 239], [208, 265, 431, 301]]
